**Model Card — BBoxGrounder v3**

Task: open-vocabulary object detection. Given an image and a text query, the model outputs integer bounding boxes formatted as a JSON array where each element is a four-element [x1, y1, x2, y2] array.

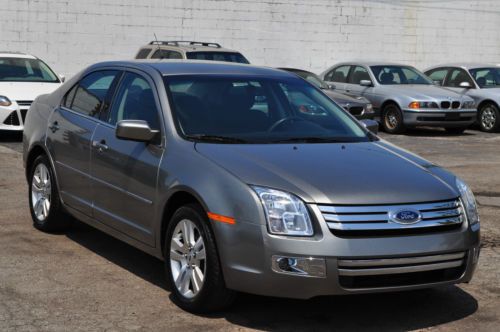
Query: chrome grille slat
[[338, 260, 463, 276], [319, 199, 463, 233], [338, 252, 465, 267]]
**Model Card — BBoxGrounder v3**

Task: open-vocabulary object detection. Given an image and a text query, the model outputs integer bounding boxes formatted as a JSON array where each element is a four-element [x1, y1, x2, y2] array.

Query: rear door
[[47, 70, 121, 216], [443, 68, 475, 94], [345, 65, 374, 97], [90, 70, 164, 246]]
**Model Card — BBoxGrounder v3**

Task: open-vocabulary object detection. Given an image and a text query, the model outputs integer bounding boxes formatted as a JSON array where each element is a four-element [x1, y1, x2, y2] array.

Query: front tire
[[381, 103, 406, 134], [164, 204, 235, 313], [478, 103, 500, 132], [28, 155, 71, 232]]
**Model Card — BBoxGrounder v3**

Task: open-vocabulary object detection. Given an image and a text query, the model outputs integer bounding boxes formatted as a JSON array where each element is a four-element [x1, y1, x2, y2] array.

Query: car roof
[[140, 41, 241, 54], [0, 51, 37, 59], [335, 61, 414, 67], [425, 63, 500, 71], [278, 67, 314, 74], [91, 60, 299, 78]]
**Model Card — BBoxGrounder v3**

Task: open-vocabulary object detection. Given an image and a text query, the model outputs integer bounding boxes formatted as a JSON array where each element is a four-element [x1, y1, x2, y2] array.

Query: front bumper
[[403, 109, 477, 127], [0, 102, 29, 131], [216, 207, 480, 299]]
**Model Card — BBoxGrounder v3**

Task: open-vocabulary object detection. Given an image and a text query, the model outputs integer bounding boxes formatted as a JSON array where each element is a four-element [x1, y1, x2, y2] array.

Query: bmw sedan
[[425, 63, 500, 132], [321, 62, 477, 134], [23, 60, 480, 313]]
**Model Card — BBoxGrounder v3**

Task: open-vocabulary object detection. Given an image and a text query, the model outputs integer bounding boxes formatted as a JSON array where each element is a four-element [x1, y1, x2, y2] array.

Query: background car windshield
[[0, 57, 59, 82], [370, 65, 432, 85], [292, 70, 329, 89], [469, 67, 500, 88], [165, 75, 369, 143], [186, 52, 250, 64]]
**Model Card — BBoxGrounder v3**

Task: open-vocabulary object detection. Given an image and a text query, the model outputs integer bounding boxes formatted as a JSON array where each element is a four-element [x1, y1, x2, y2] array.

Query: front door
[[90, 71, 164, 246]]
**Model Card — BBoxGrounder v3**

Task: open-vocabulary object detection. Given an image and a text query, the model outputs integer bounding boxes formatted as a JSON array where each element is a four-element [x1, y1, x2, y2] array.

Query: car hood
[[195, 141, 458, 205], [379, 84, 472, 101], [323, 89, 369, 106], [0, 82, 61, 101]]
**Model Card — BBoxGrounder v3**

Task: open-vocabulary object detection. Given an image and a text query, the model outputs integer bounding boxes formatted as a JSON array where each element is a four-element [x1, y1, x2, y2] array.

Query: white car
[[0, 52, 63, 132]]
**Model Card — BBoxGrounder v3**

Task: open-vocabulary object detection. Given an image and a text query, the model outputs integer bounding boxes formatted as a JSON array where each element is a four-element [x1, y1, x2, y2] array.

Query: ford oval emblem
[[389, 209, 422, 224]]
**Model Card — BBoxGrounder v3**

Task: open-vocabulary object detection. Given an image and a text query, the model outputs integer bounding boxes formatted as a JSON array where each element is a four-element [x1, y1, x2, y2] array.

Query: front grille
[[441, 101, 450, 109], [2, 111, 20, 126], [16, 100, 33, 107], [452, 101, 460, 109], [20, 109, 28, 123], [318, 199, 464, 236], [338, 251, 467, 289], [348, 106, 364, 116]]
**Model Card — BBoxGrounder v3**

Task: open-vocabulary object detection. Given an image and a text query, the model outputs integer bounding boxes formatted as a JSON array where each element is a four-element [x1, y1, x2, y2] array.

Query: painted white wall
[[0, 0, 498, 78]]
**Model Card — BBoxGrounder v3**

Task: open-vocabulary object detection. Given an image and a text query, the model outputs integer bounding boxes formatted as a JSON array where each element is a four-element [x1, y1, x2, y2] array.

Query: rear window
[[135, 48, 152, 59], [186, 52, 249, 64]]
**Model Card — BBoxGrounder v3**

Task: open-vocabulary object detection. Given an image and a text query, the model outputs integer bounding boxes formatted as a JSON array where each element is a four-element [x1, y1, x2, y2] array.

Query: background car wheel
[[478, 103, 500, 132], [164, 204, 235, 313], [382, 103, 406, 134], [445, 127, 467, 134], [28, 155, 71, 232]]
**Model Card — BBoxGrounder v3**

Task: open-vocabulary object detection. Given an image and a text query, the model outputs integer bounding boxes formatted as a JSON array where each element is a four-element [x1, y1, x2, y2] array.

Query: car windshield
[[288, 70, 329, 89], [186, 52, 250, 64], [0, 57, 59, 82], [370, 65, 432, 85], [469, 67, 500, 88], [164, 75, 370, 144]]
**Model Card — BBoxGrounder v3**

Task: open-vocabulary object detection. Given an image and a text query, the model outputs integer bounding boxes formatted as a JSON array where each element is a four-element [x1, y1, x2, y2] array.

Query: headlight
[[462, 100, 475, 109], [0, 95, 12, 107], [456, 177, 479, 225], [408, 101, 438, 109], [252, 186, 313, 236], [365, 103, 374, 113]]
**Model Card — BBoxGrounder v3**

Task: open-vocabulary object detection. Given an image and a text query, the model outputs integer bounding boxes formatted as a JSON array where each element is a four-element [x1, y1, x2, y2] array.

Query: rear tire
[[445, 127, 467, 134], [381, 103, 406, 134], [28, 155, 71, 232], [164, 204, 235, 313], [478, 102, 500, 132]]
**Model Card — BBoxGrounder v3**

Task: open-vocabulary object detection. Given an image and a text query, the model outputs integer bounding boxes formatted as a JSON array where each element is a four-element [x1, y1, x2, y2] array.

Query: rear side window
[[70, 71, 120, 117], [426, 68, 448, 85], [136, 48, 152, 59], [325, 66, 350, 83], [348, 66, 370, 84], [446, 68, 474, 87]]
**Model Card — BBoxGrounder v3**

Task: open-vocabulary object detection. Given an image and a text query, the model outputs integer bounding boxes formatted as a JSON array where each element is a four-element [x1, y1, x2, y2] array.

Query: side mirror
[[359, 80, 373, 87], [360, 119, 379, 135], [459, 81, 472, 89], [116, 120, 158, 142], [328, 83, 336, 90], [59, 74, 65, 83]]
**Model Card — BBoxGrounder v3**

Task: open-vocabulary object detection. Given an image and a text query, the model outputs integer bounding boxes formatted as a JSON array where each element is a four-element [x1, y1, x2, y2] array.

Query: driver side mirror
[[359, 80, 373, 87], [459, 81, 472, 89], [361, 119, 379, 135], [116, 120, 158, 142], [59, 74, 65, 83]]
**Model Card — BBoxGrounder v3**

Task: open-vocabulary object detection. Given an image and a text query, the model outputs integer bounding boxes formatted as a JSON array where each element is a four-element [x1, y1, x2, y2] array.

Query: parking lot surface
[[0, 128, 499, 331]]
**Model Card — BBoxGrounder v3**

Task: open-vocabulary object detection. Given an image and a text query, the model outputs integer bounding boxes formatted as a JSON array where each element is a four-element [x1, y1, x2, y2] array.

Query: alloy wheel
[[481, 106, 497, 131], [385, 108, 399, 130], [31, 163, 52, 221]]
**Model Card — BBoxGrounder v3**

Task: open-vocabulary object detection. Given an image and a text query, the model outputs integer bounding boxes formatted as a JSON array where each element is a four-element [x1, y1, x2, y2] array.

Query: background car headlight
[[408, 101, 438, 109], [462, 100, 475, 109], [0, 95, 12, 107], [456, 177, 479, 225], [252, 186, 313, 236]]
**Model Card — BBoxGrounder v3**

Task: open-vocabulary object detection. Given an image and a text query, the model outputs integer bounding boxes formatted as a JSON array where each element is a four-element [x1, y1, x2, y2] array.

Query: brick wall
[[0, 0, 498, 77]]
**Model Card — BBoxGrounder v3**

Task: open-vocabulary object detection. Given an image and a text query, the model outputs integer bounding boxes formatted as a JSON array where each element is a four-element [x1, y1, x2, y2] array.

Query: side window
[[71, 71, 120, 117], [325, 65, 350, 83], [107, 72, 161, 131], [135, 48, 152, 59], [151, 49, 171, 59], [63, 84, 78, 108], [426, 68, 448, 85], [348, 66, 370, 84], [168, 51, 183, 59], [446, 68, 474, 87]]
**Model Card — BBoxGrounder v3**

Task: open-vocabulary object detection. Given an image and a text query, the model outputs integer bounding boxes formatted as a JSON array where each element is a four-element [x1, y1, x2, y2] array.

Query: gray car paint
[[321, 62, 477, 128], [23, 60, 479, 299]]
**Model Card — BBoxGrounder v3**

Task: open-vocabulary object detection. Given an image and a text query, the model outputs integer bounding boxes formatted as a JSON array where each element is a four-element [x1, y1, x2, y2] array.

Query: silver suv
[[135, 40, 249, 64], [321, 62, 477, 134], [23, 61, 480, 313]]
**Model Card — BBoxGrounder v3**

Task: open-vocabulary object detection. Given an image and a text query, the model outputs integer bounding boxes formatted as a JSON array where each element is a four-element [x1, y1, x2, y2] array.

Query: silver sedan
[[320, 62, 477, 134], [425, 63, 500, 132]]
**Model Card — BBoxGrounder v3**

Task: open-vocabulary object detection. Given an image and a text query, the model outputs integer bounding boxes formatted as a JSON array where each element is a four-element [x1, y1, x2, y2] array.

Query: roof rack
[[148, 40, 222, 48]]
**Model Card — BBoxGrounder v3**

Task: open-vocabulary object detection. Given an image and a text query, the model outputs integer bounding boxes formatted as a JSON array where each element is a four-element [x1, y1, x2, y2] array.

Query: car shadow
[[402, 127, 477, 137], [0, 131, 23, 141], [65, 220, 478, 331]]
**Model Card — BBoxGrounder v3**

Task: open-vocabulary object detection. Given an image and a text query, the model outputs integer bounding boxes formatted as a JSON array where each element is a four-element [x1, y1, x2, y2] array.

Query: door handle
[[92, 139, 109, 153], [48, 121, 59, 133]]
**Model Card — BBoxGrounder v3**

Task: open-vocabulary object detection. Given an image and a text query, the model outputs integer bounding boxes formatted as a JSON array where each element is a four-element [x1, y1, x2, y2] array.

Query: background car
[[425, 63, 500, 132], [279, 68, 375, 120], [135, 40, 250, 63], [0, 52, 63, 132], [320, 62, 477, 134]]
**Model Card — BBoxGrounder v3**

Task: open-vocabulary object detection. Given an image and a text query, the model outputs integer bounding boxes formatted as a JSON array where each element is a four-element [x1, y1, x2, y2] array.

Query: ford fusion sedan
[[0, 52, 63, 132], [321, 62, 477, 134], [279, 67, 375, 120], [23, 60, 480, 313], [425, 63, 500, 132]]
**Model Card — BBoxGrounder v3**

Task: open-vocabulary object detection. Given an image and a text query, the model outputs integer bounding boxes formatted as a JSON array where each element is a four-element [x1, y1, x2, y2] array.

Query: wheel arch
[[380, 99, 401, 112], [25, 144, 49, 182], [477, 99, 499, 112]]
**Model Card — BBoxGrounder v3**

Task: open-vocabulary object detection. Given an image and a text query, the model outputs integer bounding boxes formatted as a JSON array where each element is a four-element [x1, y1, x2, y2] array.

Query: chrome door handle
[[92, 140, 108, 153], [48, 121, 59, 133]]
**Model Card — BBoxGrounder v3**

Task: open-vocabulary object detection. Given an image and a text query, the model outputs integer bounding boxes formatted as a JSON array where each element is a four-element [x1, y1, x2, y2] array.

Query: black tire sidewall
[[382, 104, 405, 134], [479, 103, 500, 132]]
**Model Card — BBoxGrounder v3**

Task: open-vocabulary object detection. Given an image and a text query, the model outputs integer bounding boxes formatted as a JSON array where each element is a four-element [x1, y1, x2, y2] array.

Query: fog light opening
[[272, 255, 326, 278]]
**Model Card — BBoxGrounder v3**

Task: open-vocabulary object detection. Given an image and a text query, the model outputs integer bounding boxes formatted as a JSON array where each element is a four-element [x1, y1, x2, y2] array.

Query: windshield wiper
[[270, 137, 350, 143], [185, 134, 248, 143]]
